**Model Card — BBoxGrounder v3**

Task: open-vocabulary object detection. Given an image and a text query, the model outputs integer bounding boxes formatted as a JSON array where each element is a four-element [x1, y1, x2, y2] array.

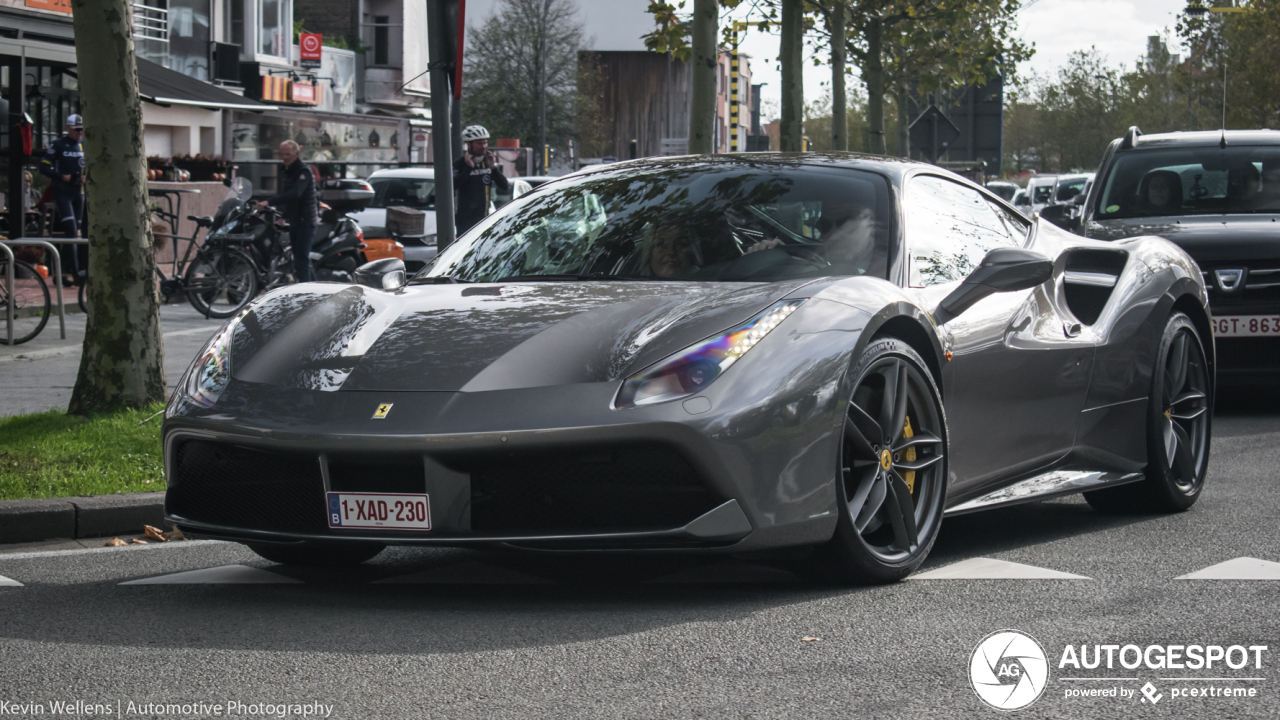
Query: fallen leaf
[[165, 526, 186, 541], [105, 538, 127, 547], [142, 478, 155, 484], [802, 637, 821, 642], [143, 525, 168, 542], [129, 539, 148, 545]]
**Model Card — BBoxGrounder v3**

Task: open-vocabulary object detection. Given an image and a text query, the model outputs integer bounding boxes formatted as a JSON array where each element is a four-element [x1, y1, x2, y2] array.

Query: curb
[[0, 492, 166, 544]]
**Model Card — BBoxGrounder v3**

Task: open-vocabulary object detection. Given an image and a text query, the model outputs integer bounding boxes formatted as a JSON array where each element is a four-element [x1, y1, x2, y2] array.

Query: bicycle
[[0, 257, 53, 345], [78, 188, 259, 319]]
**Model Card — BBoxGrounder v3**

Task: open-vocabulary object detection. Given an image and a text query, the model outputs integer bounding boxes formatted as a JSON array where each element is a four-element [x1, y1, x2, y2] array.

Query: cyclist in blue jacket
[[39, 114, 87, 279]]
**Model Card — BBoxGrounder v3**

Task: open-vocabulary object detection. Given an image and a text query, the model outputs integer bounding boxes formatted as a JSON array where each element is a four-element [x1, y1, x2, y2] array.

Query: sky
[[462, 0, 1193, 122]]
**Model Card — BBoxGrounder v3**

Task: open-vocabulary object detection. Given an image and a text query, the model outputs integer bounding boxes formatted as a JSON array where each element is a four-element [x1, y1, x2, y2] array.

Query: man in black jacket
[[259, 140, 317, 282], [39, 114, 87, 279], [453, 125, 509, 234]]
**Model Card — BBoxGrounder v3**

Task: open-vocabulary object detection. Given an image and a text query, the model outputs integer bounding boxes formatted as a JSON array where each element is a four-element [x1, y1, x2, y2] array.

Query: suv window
[[370, 177, 436, 210], [1097, 146, 1280, 218], [906, 175, 1017, 287]]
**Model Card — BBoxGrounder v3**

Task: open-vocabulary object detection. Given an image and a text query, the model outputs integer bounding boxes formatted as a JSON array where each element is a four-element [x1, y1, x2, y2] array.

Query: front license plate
[[1213, 315, 1280, 337], [327, 492, 431, 530]]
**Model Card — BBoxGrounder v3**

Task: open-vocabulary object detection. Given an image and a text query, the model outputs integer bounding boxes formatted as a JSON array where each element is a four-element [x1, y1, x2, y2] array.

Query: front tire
[[247, 541, 385, 567], [186, 248, 259, 319], [1085, 312, 1211, 513], [813, 338, 949, 584]]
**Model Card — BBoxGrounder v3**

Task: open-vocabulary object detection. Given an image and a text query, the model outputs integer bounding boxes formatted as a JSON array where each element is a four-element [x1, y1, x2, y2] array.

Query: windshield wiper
[[492, 273, 653, 282], [411, 275, 461, 284]]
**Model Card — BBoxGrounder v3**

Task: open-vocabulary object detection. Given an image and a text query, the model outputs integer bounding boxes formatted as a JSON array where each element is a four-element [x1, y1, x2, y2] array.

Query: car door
[[903, 174, 1095, 495]]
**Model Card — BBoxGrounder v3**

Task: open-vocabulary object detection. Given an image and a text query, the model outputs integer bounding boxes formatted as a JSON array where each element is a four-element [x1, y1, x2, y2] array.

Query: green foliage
[[463, 0, 588, 158], [0, 405, 166, 500]]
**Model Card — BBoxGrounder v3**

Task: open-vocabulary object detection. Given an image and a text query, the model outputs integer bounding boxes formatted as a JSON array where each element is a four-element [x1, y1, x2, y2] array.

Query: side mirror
[[355, 257, 407, 290], [934, 248, 1053, 325]]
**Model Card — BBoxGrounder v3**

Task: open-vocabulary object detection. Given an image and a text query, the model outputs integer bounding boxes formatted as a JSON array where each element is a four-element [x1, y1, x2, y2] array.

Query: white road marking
[[373, 561, 552, 585], [120, 564, 301, 585], [0, 540, 224, 561], [1176, 557, 1280, 580], [647, 561, 798, 584], [908, 557, 1091, 580], [0, 574, 23, 587]]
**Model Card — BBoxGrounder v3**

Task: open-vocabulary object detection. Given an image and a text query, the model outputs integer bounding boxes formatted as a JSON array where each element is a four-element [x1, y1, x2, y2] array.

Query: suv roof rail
[[1120, 126, 1143, 150]]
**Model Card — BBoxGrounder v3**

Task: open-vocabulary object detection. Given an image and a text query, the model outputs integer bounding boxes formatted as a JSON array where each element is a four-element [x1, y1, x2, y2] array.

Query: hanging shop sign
[[300, 34, 323, 69]]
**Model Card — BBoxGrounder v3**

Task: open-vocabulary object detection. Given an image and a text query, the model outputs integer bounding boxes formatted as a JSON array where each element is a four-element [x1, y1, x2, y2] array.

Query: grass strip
[[0, 404, 166, 500]]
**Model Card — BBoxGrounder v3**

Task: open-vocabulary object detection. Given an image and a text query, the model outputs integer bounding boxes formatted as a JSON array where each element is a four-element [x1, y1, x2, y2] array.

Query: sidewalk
[[0, 302, 226, 417]]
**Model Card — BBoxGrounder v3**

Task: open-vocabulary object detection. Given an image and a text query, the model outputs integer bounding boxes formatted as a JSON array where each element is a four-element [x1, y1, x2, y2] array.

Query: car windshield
[[420, 160, 891, 283], [1032, 183, 1054, 203], [369, 177, 435, 210], [1055, 177, 1088, 202], [1098, 146, 1280, 218]]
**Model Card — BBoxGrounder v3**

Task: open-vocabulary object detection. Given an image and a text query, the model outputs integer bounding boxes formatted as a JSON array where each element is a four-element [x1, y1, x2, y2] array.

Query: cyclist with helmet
[[454, 125, 509, 234], [40, 114, 88, 280]]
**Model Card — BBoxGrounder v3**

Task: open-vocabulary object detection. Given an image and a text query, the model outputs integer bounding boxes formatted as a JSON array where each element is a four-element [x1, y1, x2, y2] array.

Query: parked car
[[1025, 174, 1058, 216], [1011, 188, 1030, 215], [165, 153, 1213, 583], [1081, 126, 1280, 385], [1039, 173, 1095, 229], [986, 180, 1019, 202], [348, 168, 439, 273]]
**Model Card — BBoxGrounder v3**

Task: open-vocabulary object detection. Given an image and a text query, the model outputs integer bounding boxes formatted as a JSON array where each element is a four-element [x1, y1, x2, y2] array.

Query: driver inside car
[[745, 202, 877, 272], [647, 222, 700, 278]]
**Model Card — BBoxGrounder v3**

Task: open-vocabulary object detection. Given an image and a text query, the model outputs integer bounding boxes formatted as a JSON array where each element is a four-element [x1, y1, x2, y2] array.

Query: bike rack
[[1, 237, 70, 342], [1, 242, 12, 345]]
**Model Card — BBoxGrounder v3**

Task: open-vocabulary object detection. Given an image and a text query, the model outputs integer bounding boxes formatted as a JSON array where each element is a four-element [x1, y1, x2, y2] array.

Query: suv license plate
[[327, 492, 431, 530], [1214, 315, 1280, 337]]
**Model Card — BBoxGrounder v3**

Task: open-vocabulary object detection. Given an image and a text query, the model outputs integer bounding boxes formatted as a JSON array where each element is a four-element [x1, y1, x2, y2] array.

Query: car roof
[[565, 151, 962, 186], [367, 167, 435, 179], [1123, 129, 1280, 149]]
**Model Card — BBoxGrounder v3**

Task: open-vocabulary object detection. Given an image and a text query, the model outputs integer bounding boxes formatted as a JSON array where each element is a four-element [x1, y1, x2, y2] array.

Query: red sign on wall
[[290, 83, 321, 105], [25, 0, 72, 14], [300, 33, 322, 69]]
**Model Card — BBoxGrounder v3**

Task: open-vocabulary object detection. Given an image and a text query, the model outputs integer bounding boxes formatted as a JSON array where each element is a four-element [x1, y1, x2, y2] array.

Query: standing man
[[40, 114, 87, 280], [259, 140, 317, 283], [453, 125, 509, 235]]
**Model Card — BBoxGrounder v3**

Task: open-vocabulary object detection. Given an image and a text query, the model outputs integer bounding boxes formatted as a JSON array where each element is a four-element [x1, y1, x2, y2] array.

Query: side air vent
[[1062, 250, 1128, 325]]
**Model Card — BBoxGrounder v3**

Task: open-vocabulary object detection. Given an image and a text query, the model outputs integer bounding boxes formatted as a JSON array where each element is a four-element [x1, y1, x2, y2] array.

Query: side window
[[992, 201, 1031, 244], [906, 175, 1016, 287]]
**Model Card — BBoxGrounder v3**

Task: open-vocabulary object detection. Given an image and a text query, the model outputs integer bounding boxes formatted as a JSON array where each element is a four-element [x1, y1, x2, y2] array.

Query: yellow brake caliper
[[902, 416, 917, 494]]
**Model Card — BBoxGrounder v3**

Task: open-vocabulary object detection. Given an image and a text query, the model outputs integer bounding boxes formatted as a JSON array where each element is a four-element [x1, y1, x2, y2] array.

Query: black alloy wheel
[[1086, 312, 1211, 513], [817, 338, 948, 583]]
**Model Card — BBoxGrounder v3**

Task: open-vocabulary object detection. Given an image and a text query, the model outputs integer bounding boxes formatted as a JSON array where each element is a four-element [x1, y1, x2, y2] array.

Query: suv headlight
[[185, 312, 246, 408], [615, 300, 804, 408]]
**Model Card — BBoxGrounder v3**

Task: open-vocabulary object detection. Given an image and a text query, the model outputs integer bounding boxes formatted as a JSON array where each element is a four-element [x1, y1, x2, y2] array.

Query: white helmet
[[461, 125, 490, 142]]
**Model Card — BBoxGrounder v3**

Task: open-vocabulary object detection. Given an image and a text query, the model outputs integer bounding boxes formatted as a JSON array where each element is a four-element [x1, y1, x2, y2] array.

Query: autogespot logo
[[970, 630, 1050, 711]]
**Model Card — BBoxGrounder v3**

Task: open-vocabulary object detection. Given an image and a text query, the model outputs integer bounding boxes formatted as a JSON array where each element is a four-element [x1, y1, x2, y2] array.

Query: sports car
[[163, 154, 1214, 583]]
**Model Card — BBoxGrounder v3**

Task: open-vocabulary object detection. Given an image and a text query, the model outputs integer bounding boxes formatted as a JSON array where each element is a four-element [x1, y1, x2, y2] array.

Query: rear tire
[[186, 248, 259, 319], [809, 338, 949, 584], [247, 541, 384, 567], [1085, 312, 1211, 514], [0, 260, 51, 345]]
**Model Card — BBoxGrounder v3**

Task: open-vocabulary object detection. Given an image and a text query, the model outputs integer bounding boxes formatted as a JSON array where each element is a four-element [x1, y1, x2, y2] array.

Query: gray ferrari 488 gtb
[[163, 154, 1214, 583]]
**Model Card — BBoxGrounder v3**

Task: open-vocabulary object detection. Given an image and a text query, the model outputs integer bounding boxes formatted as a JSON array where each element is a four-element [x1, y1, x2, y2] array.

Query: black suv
[[1080, 127, 1280, 385]]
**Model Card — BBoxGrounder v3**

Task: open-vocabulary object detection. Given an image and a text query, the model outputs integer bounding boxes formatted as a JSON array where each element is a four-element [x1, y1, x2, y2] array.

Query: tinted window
[[906, 175, 1016, 287], [424, 162, 891, 283], [1055, 177, 1088, 201], [1098, 146, 1280, 218], [1032, 184, 1054, 203], [370, 177, 435, 210]]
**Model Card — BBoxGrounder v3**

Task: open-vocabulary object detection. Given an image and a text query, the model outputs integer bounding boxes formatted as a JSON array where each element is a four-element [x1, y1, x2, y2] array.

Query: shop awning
[[137, 58, 278, 112]]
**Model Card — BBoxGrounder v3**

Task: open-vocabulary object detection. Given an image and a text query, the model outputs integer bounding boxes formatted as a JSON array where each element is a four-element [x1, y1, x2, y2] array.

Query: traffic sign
[[909, 105, 961, 163]]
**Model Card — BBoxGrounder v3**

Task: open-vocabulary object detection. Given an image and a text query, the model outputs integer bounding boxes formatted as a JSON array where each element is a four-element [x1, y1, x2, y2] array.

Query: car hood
[[1087, 214, 1280, 264], [227, 280, 815, 392]]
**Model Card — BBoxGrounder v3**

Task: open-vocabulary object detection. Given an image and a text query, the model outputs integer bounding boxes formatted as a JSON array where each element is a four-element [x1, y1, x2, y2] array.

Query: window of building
[[374, 15, 390, 66], [169, 0, 212, 81], [260, 0, 286, 57]]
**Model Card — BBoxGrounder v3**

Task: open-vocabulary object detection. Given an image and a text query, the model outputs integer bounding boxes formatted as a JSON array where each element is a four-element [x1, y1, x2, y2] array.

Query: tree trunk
[[688, 0, 718, 154], [779, 0, 804, 151], [864, 14, 886, 155], [895, 79, 910, 157], [828, 3, 848, 151], [67, 0, 165, 415], [538, 0, 549, 171]]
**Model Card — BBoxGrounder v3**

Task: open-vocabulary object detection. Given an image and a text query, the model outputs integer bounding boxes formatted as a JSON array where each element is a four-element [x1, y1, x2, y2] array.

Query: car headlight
[[184, 311, 246, 408], [615, 300, 805, 409]]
